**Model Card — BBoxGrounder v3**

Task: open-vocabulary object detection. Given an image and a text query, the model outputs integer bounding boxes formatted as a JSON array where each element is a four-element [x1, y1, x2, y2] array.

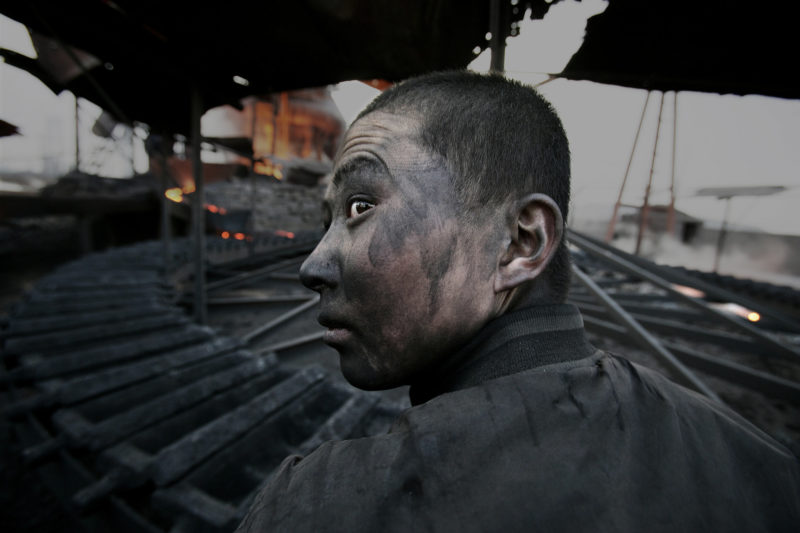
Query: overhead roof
[[561, 0, 800, 99], [1, 0, 518, 133], [2, 1, 799, 135]]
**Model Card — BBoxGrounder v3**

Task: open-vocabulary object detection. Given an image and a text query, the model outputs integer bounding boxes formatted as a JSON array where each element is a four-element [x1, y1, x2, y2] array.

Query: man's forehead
[[330, 157, 388, 188], [333, 111, 445, 186]]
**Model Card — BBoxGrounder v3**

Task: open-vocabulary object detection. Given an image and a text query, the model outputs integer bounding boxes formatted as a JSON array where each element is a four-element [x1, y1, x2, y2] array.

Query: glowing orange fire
[[164, 181, 197, 203], [671, 284, 706, 299], [672, 284, 761, 322], [206, 204, 228, 215], [254, 159, 284, 180], [219, 230, 293, 242]]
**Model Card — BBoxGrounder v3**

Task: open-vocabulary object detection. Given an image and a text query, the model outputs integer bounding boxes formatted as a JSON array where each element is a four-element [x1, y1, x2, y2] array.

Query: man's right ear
[[494, 193, 563, 294]]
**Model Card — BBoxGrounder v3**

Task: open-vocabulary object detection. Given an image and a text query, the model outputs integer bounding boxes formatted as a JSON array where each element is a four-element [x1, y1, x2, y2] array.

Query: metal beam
[[572, 264, 721, 402], [204, 256, 306, 294], [663, 341, 800, 403], [578, 305, 766, 358], [207, 294, 312, 306], [489, 0, 505, 73], [581, 315, 800, 403], [571, 230, 800, 333], [191, 87, 207, 325], [241, 295, 320, 345], [569, 231, 800, 362]]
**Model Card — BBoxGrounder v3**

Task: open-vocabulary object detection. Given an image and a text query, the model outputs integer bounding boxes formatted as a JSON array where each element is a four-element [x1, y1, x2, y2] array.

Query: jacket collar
[[409, 304, 596, 405]]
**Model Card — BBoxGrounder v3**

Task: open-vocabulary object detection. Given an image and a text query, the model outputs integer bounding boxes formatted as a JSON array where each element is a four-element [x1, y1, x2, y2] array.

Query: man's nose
[[299, 238, 339, 292]]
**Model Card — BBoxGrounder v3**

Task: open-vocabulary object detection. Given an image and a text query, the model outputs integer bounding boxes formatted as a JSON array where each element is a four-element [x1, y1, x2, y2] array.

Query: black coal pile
[[2, 227, 799, 532], [204, 178, 324, 235], [1, 235, 403, 533]]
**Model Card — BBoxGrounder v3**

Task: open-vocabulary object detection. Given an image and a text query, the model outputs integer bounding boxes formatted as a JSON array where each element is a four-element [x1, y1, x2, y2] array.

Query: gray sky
[[333, 0, 800, 237], [2, 1, 799, 236]]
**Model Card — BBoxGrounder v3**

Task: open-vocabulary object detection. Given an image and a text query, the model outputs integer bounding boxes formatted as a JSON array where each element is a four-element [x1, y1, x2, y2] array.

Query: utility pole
[[635, 92, 665, 256], [191, 87, 207, 325], [489, 0, 505, 73], [606, 91, 651, 242], [74, 94, 80, 171]]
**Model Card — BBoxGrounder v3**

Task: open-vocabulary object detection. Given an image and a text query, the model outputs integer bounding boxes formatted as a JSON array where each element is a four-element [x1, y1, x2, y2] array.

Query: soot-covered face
[[299, 111, 502, 390]]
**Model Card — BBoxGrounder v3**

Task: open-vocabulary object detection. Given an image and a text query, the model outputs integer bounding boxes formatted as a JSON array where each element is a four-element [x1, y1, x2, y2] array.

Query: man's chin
[[337, 352, 403, 391]]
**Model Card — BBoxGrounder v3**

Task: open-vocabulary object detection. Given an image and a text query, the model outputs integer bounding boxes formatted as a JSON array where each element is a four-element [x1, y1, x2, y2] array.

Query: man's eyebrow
[[332, 157, 387, 187]]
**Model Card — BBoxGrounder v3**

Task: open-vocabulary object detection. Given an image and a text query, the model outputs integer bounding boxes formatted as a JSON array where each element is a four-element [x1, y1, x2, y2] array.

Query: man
[[238, 72, 799, 532]]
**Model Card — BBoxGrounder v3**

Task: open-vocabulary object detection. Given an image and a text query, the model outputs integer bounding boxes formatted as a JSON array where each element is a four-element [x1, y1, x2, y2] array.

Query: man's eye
[[347, 199, 374, 219]]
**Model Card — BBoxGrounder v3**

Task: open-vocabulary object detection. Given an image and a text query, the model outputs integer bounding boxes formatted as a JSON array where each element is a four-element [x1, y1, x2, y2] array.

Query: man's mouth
[[317, 312, 354, 346]]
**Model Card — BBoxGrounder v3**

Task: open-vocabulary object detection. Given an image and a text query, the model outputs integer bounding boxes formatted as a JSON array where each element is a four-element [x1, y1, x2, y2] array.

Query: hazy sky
[[2, 1, 799, 236], [333, 0, 800, 237]]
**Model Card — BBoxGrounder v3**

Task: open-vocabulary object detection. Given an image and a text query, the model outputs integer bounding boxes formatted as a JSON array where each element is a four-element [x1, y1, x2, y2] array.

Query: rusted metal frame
[[571, 230, 800, 333], [27, 284, 172, 301], [205, 266, 246, 277], [22, 417, 164, 532], [36, 272, 163, 288], [8, 325, 213, 382], [203, 256, 307, 294], [152, 484, 240, 531], [75, 94, 80, 170], [61, 353, 279, 453], [578, 303, 767, 357], [153, 378, 348, 530], [3, 313, 189, 356], [160, 154, 173, 277], [663, 341, 800, 403], [257, 330, 326, 355], [570, 298, 704, 324], [22, 351, 274, 466], [575, 296, 792, 335], [635, 92, 665, 255], [5, 338, 239, 418], [207, 294, 312, 306], [296, 392, 380, 456], [33, 11, 130, 125], [3, 303, 172, 338], [713, 197, 733, 273], [18, 350, 263, 464], [572, 264, 721, 401], [207, 245, 299, 271], [212, 241, 314, 271], [667, 92, 678, 233], [568, 290, 672, 305], [569, 231, 800, 361], [121, 367, 323, 490], [227, 391, 382, 526], [241, 295, 320, 345], [9, 295, 171, 320], [71, 357, 295, 509], [268, 272, 302, 281], [489, 0, 505, 72], [191, 87, 207, 325], [581, 315, 800, 402], [606, 91, 651, 242], [150, 379, 358, 531], [4, 360, 161, 532]]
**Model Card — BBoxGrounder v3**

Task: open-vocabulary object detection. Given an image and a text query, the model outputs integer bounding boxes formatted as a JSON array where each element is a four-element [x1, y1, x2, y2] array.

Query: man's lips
[[317, 312, 354, 346]]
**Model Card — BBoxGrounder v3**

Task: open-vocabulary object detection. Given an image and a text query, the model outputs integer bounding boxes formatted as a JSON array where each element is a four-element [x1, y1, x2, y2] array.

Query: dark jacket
[[237, 305, 800, 532]]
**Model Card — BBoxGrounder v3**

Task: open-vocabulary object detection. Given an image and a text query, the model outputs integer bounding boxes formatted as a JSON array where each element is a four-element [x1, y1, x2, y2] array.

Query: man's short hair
[[357, 71, 572, 302]]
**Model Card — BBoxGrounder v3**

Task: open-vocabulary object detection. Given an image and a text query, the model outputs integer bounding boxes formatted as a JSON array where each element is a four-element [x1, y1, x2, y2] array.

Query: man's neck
[[408, 304, 596, 405]]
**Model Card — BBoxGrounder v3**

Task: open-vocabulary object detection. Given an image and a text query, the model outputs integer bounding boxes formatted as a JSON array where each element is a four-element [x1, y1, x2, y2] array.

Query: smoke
[[622, 233, 800, 289]]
